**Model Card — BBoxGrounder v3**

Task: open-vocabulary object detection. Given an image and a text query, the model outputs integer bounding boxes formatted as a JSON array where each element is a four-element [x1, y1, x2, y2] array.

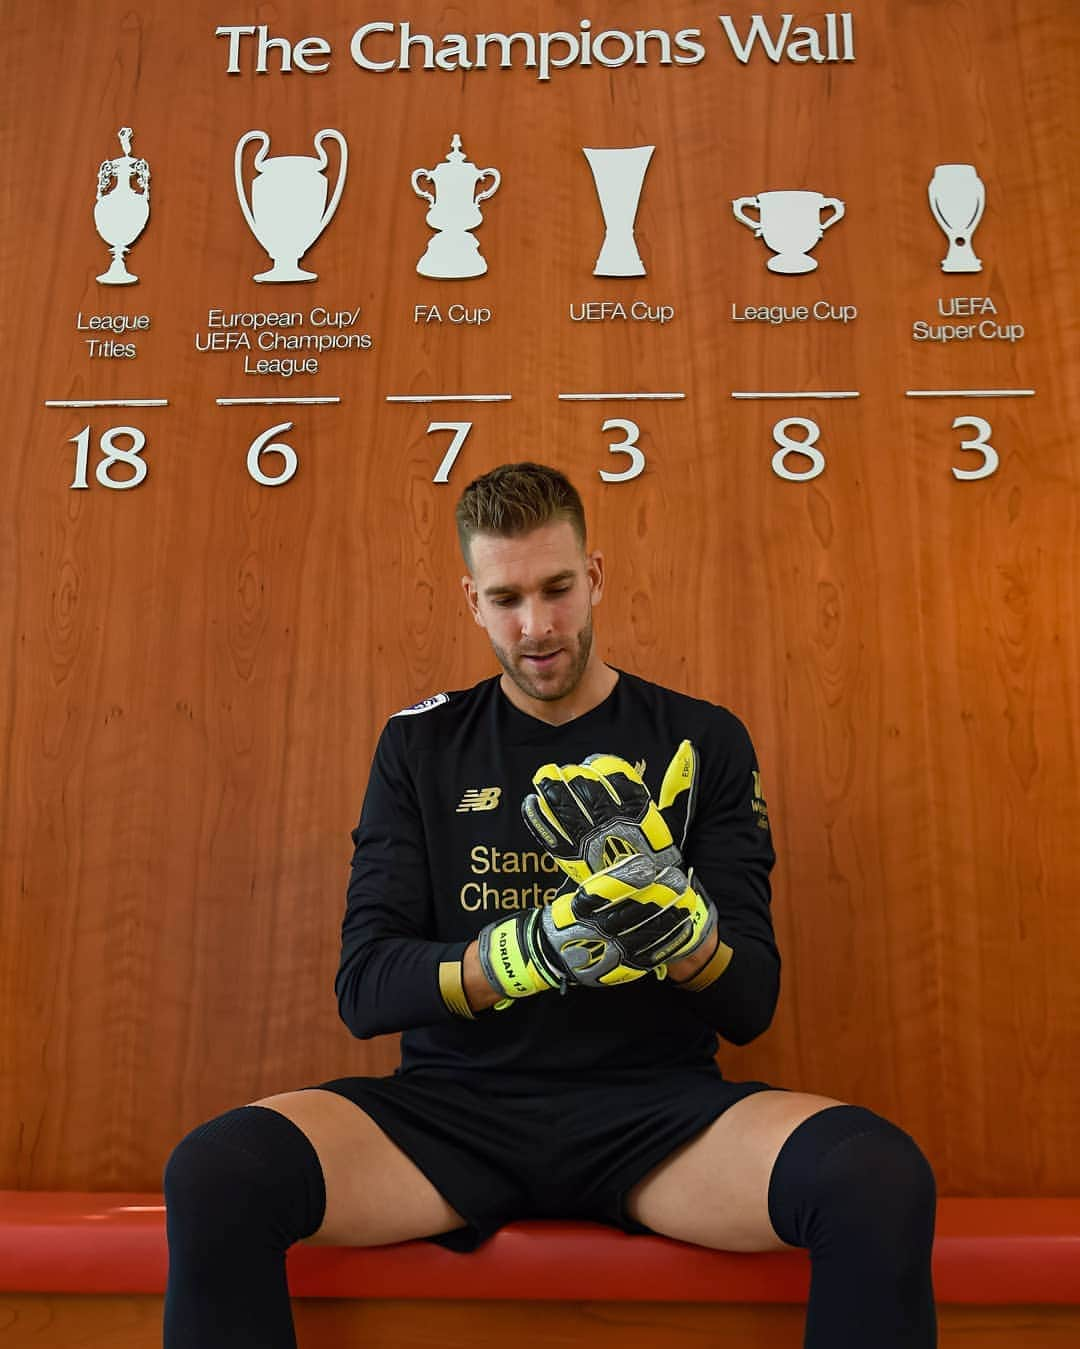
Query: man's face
[[462, 519, 604, 705]]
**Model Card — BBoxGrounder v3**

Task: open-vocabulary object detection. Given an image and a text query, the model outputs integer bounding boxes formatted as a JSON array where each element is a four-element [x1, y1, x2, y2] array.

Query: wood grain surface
[[3, 1296, 1080, 1349], [1, 0, 1077, 1200]]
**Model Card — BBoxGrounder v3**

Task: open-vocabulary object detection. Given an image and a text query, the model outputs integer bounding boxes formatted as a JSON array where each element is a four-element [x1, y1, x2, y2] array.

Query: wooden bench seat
[[2, 1193, 1078, 1347]]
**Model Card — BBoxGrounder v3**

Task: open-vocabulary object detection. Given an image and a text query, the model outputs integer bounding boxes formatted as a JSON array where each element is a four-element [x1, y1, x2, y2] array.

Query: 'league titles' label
[[76, 311, 152, 359]]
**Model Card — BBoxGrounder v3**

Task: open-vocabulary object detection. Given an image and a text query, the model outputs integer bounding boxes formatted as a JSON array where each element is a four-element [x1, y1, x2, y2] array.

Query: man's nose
[[520, 598, 554, 638]]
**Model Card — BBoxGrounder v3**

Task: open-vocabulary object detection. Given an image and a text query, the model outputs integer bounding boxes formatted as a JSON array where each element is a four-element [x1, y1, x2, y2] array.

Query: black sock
[[767, 1104, 937, 1348], [163, 1105, 327, 1349]]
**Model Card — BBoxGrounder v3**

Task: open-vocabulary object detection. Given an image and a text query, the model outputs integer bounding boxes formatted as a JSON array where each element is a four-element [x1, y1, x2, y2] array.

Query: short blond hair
[[455, 462, 586, 564]]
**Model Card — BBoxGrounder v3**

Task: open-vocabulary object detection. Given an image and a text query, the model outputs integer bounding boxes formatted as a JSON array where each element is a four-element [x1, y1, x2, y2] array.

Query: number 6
[[247, 422, 298, 486]]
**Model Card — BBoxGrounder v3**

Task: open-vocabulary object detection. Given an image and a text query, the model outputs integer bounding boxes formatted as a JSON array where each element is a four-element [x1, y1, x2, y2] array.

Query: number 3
[[951, 416, 998, 480], [600, 419, 645, 482]]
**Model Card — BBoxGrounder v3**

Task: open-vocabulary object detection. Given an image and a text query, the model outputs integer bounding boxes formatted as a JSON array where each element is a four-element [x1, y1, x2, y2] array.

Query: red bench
[[2, 1191, 1079, 1305]]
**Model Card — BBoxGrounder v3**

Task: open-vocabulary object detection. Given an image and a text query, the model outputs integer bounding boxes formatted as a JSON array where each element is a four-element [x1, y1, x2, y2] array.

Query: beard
[[491, 610, 594, 703]]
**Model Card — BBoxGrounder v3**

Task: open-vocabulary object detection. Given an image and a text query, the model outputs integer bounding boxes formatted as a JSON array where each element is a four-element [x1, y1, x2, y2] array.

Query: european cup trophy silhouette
[[235, 129, 348, 282], [94, 127, 151, 285], [583, 146, 655, 277], [929, 164, 985, 273]]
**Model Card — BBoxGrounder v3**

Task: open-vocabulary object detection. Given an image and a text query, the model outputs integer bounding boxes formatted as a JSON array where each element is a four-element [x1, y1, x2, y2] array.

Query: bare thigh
[[626, 1089, 844, 1251], [251, 1088, 465, 1246]]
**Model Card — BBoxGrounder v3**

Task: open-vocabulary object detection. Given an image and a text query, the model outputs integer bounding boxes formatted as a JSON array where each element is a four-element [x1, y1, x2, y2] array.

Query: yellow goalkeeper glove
[[522, 740, 698, 886], [519, 741, 718, 975], [476, 853, 717, 998]]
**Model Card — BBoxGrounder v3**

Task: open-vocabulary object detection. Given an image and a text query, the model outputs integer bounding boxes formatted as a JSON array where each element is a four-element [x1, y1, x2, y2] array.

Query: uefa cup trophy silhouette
[[411, 134, 501, 279], [732, 190, 845, 274], [583, 145, 654, 277], [94, 127, 151, 285], [235, 129, 348, 282], [929, 164, 985, 273]]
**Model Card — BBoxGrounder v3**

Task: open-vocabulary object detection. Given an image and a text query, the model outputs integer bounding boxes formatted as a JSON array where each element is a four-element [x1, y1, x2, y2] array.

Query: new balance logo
[[456, 787, 502, 813]]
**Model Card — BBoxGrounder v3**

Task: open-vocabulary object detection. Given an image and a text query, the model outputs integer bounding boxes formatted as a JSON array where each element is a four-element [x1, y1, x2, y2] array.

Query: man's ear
[[462, 575, 484, 626], [587, 550, 605, 606]]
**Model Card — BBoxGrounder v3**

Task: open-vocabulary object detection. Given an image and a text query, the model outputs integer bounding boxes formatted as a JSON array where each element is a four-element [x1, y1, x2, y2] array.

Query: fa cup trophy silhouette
[[94, 127, 151, 285], [411, 135, 501, 279]]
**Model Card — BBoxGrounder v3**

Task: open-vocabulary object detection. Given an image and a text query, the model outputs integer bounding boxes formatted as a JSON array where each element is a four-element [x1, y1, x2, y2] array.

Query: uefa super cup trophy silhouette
[[732, 190, 845, 274], [583, 146, 655, 277], [929, 164, 985, 273], [94, 127, 151, 285], [411, 135, 501, 279], [235, 129, 348, 282]]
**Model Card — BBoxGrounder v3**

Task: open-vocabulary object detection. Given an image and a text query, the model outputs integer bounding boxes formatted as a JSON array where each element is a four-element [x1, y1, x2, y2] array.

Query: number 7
[[427, 422, 473, 483]]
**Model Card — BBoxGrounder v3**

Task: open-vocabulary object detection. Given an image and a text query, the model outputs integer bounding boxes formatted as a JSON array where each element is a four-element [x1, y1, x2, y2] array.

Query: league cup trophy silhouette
[[94, 127, 151, 285], [583, 145, 655, 277], [929, 164, 985, 273], [235, 129, 348, 282], [732, 190, 845, 274], [411, 134, 501, 279]]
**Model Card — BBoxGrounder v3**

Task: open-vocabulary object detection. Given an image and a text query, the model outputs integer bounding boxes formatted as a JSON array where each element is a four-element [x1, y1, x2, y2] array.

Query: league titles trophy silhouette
[[732, 190, 845, 274], [235, 129, 348, 282], [929, 164, 985, 273], [583, 145, 655, 277], [94, 127, 151, 285], [411, 135, 501, 279]]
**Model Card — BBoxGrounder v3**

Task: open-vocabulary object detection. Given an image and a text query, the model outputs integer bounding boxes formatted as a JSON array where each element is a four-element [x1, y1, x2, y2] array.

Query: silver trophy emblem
[[732, 190, 845, 274], [235, 129, 348, 283], [94, 127, 150, 285], [411, 135, 500, 279], [583, 146, 655, 277], [929, 163, 985, 273]]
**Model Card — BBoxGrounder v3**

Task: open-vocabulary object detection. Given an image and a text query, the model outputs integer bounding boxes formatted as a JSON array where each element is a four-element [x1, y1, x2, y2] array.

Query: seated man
[[163, 462, 937, 1348]]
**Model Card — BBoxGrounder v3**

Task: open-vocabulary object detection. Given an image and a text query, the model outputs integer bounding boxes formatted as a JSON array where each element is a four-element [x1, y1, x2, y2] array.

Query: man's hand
[[476, 853, 718, 1001], [521, 740, 698, 885]]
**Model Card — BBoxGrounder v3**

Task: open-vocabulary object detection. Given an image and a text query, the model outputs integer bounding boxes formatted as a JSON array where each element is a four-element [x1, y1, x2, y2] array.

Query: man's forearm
[[667, 926, 722, 983], [463, 940, 505, 1012]]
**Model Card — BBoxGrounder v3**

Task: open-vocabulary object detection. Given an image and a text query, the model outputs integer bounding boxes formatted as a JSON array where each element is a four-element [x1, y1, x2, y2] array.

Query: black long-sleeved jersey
[[336, 671, 779, 1076]]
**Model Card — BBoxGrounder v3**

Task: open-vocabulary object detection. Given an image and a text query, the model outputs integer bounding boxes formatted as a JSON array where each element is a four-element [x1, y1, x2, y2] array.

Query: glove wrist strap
[[477, 911, 560, 999]]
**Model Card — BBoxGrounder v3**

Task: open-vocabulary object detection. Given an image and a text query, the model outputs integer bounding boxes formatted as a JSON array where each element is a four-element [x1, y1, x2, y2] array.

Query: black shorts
[[309, 1066, 776, 1251]]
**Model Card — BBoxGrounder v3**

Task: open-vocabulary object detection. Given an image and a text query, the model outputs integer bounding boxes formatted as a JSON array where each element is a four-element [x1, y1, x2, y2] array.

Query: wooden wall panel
[[1, 0, 1077, 1199]]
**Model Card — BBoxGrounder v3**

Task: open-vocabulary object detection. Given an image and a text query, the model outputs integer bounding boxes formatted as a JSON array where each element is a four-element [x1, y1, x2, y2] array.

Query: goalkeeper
[[164, 463, 937, 1349]]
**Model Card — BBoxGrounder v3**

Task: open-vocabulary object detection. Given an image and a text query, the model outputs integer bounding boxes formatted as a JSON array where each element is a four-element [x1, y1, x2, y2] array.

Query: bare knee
[[252, 1088, 465, 1246]]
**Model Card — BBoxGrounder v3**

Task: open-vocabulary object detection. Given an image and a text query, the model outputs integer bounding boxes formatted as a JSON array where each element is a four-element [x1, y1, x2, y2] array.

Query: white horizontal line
[[45, 399, 169, 407], [216, 397, 341, 406], [905, 389, 1035, 398], [731, 391, 859, 400], [385, 394, 512, 403], [558, 392, 686, 401]]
